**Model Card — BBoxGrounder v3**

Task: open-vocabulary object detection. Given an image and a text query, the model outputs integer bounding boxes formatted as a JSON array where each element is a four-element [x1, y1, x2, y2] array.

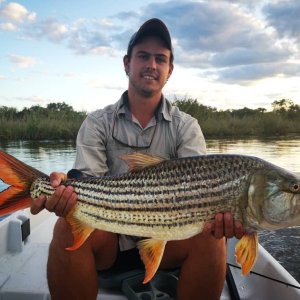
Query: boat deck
[[0, 210, 300, 300]]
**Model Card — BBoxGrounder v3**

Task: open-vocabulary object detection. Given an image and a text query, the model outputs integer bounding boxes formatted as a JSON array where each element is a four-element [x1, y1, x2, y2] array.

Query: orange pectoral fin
[[137, 239, 167, 284], [66, 212, 94, 251], [235, 231, 258, 276]]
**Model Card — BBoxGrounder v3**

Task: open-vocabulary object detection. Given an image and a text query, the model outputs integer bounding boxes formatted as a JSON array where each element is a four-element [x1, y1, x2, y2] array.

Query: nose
[[146, 55, 157, 70]]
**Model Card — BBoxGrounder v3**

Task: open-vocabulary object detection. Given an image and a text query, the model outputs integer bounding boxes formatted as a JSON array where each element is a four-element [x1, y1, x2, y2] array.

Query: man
[[31, 18, 244, 299]]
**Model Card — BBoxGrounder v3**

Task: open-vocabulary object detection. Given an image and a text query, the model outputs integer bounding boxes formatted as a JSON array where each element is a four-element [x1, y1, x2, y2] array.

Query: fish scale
[[1, 150, 299, 282], [30, 154, 264, 240]]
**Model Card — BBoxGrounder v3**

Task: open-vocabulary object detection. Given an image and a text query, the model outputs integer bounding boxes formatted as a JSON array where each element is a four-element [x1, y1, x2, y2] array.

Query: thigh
[[92, 229, 119, 270], [52, 217, 119, 270], [159, 233, 226, 270], [160, 234, 227, 299]]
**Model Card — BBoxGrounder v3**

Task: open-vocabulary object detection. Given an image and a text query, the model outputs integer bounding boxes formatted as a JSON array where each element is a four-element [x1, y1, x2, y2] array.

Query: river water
[[0, 138, 299, 282]]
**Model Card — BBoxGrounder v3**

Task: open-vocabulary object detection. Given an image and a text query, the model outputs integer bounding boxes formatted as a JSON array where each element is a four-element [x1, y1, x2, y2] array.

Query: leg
[[160, 233, 226, 300], [47, 218, 118, 300]]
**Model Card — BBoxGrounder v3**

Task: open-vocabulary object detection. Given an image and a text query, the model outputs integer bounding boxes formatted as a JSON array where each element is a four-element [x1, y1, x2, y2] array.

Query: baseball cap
[[127, 18, 174, 62]]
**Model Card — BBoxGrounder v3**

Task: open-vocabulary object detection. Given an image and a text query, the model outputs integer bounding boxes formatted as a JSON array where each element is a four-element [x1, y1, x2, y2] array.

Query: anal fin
[[66, 212, 94, 251], [137, 239, 167, 284], [235, 232, 258, 276]]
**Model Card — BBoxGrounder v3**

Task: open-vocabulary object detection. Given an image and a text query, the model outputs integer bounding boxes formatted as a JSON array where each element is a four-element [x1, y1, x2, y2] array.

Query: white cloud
[[129, 1, 300, 83], [68, 22, 112, 55], [9, 54, 38, 68], [27, 18, 68, 42], [0, 2, 36, 23], [42, 19, 68, 42], [0, 75, 8, 80], [88, 78, 124, 90], [264, 0, 300, 43], [16, 95, 54, 106], [0, 22, 16, 31]]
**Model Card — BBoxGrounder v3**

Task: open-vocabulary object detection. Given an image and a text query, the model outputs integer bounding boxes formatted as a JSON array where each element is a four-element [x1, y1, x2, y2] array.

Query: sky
[[0, 0, 299, 113]]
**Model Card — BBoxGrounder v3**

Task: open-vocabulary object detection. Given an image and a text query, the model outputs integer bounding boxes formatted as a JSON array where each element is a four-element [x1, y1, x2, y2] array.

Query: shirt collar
[[117, 91, 131, 119], [117, 91, 172, 122], [158, 94, 172, 122]]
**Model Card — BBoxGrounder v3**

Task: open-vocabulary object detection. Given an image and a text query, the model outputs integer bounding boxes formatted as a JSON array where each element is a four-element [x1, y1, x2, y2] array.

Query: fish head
[[247, 167, 300, 230]]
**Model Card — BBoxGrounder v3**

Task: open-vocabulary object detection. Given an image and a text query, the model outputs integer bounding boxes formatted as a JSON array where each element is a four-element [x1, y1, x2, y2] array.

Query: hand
[[203, 212, 244, 239], [30, 172, 77, 217]]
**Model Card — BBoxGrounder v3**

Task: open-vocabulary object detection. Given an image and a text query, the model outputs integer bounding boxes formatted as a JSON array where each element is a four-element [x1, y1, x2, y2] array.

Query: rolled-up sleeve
[[73, 113, 109, 176]]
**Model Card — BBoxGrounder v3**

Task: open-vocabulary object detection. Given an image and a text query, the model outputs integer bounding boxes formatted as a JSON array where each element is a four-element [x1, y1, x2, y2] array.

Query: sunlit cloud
[[0, 22, 17, 31], [27, 18, 68, 42], [1, 1, 299, 112], [0, 2, 36, 32], [88, 78, 124, 90], [264, 1, 300, 43], [9, 54, 38, 68], [67, 18, 117, 56], [131, 1, 299, 83]]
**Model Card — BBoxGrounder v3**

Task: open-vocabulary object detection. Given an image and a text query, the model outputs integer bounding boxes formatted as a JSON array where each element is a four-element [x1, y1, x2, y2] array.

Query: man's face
[[124, 36, 174, 98]]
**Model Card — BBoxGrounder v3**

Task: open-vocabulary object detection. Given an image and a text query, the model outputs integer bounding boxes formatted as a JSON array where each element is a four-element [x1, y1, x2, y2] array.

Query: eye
[[290, 183, 300, 192], [138, 53, 148, 60], [155, 56, 167, 64]]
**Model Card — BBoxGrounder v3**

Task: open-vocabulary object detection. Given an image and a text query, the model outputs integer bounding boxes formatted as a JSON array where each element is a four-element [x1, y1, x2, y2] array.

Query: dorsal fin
[[120, 152, 166, 172]]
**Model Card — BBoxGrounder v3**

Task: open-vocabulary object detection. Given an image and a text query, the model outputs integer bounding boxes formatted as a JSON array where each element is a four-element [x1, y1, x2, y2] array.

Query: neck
[[127, 90, 162, 128]]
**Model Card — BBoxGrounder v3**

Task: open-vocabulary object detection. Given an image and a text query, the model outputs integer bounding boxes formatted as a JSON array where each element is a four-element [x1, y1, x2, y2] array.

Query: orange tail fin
[[0, 150, 47, 216]]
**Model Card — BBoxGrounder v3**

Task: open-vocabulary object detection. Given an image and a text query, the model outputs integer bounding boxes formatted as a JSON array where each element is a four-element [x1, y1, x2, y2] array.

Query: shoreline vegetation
[[0, 99, 299, 141]]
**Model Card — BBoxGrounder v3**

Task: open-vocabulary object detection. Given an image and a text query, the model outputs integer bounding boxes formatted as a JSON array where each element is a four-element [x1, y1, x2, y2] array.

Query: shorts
[[108, 247, 144, 273], [97, 247, 145, 290]]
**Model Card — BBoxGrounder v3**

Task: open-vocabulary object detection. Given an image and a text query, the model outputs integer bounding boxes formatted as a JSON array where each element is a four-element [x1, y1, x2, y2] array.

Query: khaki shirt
[[73, 91, 207, 250]]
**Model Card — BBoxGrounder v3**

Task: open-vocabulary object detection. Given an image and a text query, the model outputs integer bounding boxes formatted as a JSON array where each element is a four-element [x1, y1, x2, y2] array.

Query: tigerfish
[[0, 150, 299, 283]]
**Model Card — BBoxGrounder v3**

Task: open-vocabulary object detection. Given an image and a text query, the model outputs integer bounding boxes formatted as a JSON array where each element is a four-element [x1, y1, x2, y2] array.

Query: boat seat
[[99, 268, 179, 300]]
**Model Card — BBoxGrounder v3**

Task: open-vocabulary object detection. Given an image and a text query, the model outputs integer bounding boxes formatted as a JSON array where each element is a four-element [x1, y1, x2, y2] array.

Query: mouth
[[142, 73, 158, 81]]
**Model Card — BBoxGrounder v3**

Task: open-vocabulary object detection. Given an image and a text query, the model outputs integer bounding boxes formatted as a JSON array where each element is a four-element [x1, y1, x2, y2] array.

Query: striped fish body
[[1, 150, 299, 283], [30, 153, 300, 240]]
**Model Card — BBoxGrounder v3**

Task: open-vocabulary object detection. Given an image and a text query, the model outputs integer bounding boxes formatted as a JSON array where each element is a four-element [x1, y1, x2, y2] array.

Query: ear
[[123, 55, 130, 75], [168, 63, 174, 79]]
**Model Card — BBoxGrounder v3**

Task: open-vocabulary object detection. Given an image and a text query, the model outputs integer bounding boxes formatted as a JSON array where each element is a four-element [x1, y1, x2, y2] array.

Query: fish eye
[[291, 183, 300, 192]]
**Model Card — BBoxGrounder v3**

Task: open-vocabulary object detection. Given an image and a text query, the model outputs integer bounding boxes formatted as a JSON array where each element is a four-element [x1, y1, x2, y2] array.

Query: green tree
[[272, 99, 294, 112]]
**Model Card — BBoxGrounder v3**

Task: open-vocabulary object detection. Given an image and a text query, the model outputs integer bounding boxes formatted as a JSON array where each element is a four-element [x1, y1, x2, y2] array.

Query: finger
[[50, 172, 61, 187], [30, 195, 47, 215], [224, 212, 234, 238], [50, 172, 67, 188], [54, 186, 75, 217], [61, 192, 77, 217], [202, 222, 213, 237], [213, 213, 224, 239], [234, 220, 244, 239], [44, 186, 66, 212]]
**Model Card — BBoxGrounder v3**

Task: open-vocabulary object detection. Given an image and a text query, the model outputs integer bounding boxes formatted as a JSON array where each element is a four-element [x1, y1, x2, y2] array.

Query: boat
[[0, 209, 300, 299]]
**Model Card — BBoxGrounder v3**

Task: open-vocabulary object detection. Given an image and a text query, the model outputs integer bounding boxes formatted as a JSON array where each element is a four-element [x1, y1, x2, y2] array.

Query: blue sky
[[0, 0, 299, 112]]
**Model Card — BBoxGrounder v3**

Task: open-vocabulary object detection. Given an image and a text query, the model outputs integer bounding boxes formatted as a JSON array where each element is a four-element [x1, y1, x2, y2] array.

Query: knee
[[50, 218, 118, 264], [51, 217, 74, 249], [189, 233, 226, 258]]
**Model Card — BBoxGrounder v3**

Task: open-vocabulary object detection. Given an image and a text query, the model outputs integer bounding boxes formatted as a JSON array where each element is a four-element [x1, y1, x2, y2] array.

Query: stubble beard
[[129, 73, 164, 99]]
